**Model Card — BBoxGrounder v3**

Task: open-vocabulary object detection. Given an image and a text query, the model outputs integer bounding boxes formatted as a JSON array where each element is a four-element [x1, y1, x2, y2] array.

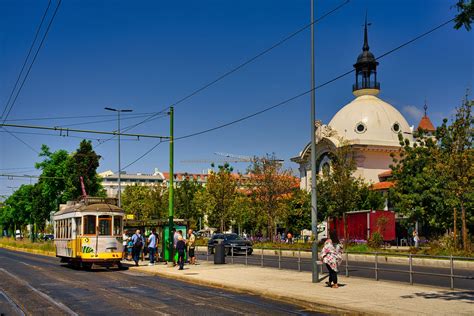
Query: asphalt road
[[197, 251, 474, 290], [0, 248, 324, 316]]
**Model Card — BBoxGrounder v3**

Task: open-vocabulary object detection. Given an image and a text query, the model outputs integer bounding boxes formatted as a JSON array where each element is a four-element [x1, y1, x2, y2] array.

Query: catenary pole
[[168, 107, 174, 262], [310, 0, 319, 283]]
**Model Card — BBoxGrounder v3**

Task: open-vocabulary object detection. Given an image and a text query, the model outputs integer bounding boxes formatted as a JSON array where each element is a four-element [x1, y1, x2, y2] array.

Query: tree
[[121, 185, 165, 221], [453, 0, 474, 31], [174, 175, 204, 228], [285, 189, 311, 236], [318, 139, 363, 240], [248, 153, 296, 239], [390, 133, 449, 235], [230, 193, 256, 235], [63, 140, 104, 201], [205, 163, 237, 232], [436, 98, 473, 250]]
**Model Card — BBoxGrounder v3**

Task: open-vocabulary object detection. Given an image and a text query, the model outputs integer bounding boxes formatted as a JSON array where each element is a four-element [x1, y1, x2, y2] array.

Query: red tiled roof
[[417, 115, 435, 132], [371, 181, 394, 191], [378, 170, 392, 178]]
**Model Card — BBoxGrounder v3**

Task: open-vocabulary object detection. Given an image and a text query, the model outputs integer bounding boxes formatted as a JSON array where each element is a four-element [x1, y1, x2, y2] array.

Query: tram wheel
[[82, 262, 93, 270]]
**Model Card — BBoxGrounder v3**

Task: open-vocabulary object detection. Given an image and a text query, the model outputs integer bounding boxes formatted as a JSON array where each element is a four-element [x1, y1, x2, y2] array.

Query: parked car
[[43, 234, 54, 241], [207, 233, 253, 255]]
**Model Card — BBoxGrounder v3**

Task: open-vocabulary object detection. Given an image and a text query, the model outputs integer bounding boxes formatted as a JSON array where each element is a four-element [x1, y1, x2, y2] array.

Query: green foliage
[[285, 189, 311, 235], [247, 153, 295, 238], [174, 176, 204, 228], [201, 163, 237, 231], [0, 140, 105, 232], [63, 140, 105, 201], [453, 0, 474, 31], [121, 185, 165, 220], [368, 231, 383, 249]]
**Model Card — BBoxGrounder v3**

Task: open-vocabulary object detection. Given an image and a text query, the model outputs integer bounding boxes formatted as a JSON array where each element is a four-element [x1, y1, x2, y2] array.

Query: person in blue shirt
[[131, 229, 143, 266], [148, 228, 157, 265]]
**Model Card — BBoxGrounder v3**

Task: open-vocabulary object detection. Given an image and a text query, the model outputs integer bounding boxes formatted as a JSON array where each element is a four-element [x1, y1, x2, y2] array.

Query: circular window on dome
[[355, 122, 367, 134], [392, 122, 401, 133]]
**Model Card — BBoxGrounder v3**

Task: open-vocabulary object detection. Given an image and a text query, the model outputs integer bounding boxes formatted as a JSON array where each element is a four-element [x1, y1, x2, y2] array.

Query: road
[[197, 251, 474, 290], [0, 248, 323, 315]]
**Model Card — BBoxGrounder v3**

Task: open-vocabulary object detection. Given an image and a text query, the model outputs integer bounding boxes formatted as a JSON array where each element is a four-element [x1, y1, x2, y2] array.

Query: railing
[[200, 246, 474, 290], [352, 81, 380, 91]]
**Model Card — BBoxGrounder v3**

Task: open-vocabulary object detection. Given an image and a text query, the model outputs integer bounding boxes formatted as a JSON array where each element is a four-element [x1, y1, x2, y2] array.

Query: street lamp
[[104, 107, 133, 208]]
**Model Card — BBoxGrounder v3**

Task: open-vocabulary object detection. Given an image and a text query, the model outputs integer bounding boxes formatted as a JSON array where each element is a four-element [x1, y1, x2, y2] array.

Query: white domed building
[[292, 22, 415, 190]]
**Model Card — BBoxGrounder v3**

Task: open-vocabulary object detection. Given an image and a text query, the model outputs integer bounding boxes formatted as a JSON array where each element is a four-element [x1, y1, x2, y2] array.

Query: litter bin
[[214, 239, 225, 264]]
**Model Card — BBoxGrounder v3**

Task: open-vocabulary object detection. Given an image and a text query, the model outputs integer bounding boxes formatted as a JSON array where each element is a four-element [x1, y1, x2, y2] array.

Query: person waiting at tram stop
[[148, 228, 157, 266], [320, 237, 343, 288], [176, 235, 186, 270], [131, 229, 144, 266]]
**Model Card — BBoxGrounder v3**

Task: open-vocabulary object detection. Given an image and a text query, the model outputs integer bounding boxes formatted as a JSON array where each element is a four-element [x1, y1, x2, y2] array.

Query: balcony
[[353, 81, 380, 91]]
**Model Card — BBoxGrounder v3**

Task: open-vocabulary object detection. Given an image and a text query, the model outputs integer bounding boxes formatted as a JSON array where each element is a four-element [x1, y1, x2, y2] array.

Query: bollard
[[375, 252, 378, 281], [345, 251, 349, 277], [245, 246, 248, 266], [261, 247, 264, 267], [278, 246, 281, 270], [297, 249, 301, 272], [231, 245, 234, 264], [450, 255, 454, 289], [206, 248, 209, 262], [409, 253, 413, 285]]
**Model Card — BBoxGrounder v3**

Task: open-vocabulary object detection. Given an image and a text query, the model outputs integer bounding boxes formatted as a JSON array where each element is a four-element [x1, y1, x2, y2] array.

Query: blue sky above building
[[0, 0, 472, 196]]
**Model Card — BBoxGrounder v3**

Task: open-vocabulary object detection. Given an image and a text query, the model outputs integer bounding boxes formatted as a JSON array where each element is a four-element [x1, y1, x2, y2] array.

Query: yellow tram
[[53, 197, 124, 269]]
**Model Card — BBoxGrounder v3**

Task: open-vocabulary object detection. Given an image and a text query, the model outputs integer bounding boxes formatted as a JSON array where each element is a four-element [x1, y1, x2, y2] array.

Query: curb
[[133, 265, 371, 315], [0, 244, 55, 257]]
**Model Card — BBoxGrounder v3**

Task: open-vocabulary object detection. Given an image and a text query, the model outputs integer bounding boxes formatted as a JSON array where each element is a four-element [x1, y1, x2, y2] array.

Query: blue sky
[[0, 0, 472, 197]]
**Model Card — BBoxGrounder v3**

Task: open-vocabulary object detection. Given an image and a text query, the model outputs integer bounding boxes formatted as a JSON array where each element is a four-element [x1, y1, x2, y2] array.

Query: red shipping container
[[328, 210, 395, 241]]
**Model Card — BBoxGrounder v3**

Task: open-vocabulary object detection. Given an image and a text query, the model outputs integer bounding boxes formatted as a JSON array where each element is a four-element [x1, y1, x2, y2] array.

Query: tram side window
[[75, 217, 82, 236], [98, 215, 111, 235], [113, 216, 122, 236], [84, 215, 96, 235]]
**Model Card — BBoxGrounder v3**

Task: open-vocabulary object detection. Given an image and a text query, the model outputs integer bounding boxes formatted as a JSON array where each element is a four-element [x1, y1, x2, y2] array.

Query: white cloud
[[402, 105, 423, 121]]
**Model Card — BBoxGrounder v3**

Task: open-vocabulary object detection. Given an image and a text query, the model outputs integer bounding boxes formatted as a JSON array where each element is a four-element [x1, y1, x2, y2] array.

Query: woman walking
[[320, 238, 343, 288]]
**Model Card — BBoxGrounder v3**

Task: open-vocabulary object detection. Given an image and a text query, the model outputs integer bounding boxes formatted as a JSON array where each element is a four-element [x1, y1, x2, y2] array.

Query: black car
[[208, 233, 253, 255]]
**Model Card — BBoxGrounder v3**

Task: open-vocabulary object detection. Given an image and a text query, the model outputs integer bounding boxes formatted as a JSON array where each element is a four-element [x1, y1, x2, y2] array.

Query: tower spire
[[363, 12, 370, 51], [424, 98, 428, 116]]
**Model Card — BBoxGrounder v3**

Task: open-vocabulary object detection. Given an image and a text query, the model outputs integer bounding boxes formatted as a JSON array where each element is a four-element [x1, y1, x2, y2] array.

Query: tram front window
[[113, 216, 122, 236], [99, 215, 112, 235], [84, 215, 96, 235]]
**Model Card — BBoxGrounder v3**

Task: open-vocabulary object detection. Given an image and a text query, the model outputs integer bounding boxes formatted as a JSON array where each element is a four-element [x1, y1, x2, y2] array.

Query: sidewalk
[[133, 260, 473, 315]]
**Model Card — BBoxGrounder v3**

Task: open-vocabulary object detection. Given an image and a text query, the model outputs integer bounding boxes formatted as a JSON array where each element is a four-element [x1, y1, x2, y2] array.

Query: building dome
[[328, 94, 413, 147]]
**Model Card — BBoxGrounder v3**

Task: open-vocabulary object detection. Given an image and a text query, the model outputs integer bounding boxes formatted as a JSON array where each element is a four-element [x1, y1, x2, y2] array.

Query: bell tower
[[353, 15, 380, 97]]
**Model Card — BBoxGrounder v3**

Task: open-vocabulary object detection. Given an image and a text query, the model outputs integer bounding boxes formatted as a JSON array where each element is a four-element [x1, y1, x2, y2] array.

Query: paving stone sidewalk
[[133, 260, 473, 315]]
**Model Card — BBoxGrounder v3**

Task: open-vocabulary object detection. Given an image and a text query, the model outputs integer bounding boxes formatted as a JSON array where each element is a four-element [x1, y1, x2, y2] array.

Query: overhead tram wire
[[0, 129, 139, 142], [116, 0, 352, 132], [0, 0, 52, 119], [120, 140, 163, 171], [3, 111, 156, 123], [123, 17, 456, 166], [1, 0, 62, 123], [92, 0, 350, 149]]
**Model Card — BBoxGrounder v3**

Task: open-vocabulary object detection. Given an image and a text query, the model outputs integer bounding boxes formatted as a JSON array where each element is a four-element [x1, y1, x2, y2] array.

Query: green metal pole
[[168, 106, 174, 261]]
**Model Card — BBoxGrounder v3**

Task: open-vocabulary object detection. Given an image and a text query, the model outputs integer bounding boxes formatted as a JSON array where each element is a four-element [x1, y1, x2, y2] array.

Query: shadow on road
[[401, 290, 474, 303]]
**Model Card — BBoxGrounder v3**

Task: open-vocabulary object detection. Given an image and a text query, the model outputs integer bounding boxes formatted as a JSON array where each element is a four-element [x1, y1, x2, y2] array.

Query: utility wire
[[125, 17, 456, 166], [121, 141, 163, 171], [176, 17, 456, 141], [3, 111, 156, 122], [0, 0, 52, 120], [1, 128, 39, 154], [119, 0, 351, 133], [0, 129, 139, 142], [2, 0, 62, 123]]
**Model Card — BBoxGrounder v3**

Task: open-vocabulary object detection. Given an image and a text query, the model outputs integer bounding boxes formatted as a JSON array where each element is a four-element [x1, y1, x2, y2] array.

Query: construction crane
[[181, 152, 284, 164]]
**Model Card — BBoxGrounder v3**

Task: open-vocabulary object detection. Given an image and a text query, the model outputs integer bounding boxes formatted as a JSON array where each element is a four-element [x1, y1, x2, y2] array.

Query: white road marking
[[0, 268, 78, 316], [0, 289, 25, 316]]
